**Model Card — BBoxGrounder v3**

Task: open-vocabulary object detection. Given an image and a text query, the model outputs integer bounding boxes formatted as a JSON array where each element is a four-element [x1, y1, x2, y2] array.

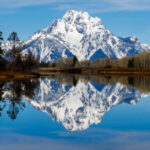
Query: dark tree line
[[0, 31, 6, 69], [0, 31, 39, 72], [40, 55, 79, 68], [52, 52, 150, 69], [0, 31, 3, 55]]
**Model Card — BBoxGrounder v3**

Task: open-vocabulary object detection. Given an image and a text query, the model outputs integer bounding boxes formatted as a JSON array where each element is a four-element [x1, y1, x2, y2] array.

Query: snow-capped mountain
[[142, 43, 150, 51], [23, 10, 150, 62], [27, 78, 142, 131]]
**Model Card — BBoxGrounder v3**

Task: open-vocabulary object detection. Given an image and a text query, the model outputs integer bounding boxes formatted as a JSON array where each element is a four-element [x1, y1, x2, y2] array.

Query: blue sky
[[0, 0, 150, 44]]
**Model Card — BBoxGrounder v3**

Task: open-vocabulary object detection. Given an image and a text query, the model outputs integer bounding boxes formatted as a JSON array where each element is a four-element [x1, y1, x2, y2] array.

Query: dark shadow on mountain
[[90, 49, 107, 61]]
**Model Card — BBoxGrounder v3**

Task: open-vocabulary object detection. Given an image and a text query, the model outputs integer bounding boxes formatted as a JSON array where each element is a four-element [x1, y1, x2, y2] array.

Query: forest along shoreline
[[0, 31, 40, 81], [39, 67, 150, 76], [1, 31, 150, 82], [38, 50, 150, 76]]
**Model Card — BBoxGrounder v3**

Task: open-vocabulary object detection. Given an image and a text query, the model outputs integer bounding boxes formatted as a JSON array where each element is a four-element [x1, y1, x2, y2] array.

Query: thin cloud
[[0, 0, 150, 12], [54, 0, 150, 12], [0, 0, 70, 8], [0, 7, 17, 14]]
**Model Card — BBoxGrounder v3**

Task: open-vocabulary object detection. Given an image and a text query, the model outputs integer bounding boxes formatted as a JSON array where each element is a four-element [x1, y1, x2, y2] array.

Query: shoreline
[[1, 67, 150, 82], [0, 70, 39, 82], [39, 67, 150, 76]]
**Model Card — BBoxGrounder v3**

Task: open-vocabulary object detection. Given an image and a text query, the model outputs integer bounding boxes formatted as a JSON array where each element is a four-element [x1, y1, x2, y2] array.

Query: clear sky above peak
[[0, 0, 150, 44]]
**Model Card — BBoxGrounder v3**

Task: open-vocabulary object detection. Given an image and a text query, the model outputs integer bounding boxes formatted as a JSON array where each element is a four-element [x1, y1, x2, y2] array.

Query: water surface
[[0, 75, 150, 150]]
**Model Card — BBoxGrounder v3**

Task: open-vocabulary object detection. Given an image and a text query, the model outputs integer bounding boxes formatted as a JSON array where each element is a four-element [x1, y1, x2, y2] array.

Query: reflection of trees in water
[[118, 76, 150, 94], [1, 74, 150, 120], [48, 74, 150, 94], [0, 79, 39, 120], [47, 74, 115, 86], [95, 76, 150, 93], [55, 74, 79, 86], [0, 82, 4, 100], [0, 82, 5, 117], [6, 98, 25, 120]]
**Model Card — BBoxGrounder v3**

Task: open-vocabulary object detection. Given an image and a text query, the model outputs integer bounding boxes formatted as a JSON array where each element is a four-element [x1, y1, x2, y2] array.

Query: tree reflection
[[47, 73, 150, 94], [0, 79, 39, 120], [0, 82, 5, 117], [7, 99, 25, 120], [1, 74, 150, 122]]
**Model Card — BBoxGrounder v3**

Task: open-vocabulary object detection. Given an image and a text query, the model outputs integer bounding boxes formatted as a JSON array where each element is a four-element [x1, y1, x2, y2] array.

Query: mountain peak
[[63, 10, 91, 19], [62, 10, 102, 24], [23, 10, 150, 62]]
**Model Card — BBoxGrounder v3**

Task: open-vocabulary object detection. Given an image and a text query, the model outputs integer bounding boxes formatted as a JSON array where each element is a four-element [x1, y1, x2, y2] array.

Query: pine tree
[[0, 31, 5, 70], [6, 32, 21, 61], [0, 31, 3, 55], [73, 55, 78, 67], [128, 57, 134, 68], [7, 32, 20, 43]]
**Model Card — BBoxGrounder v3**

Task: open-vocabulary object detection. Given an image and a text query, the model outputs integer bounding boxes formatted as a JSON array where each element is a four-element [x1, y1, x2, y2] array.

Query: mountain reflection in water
[[0, 75, 150, 131]]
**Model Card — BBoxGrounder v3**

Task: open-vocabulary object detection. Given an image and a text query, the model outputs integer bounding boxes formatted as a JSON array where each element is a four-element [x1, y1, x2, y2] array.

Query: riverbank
[[39, 67, 150, 76], [1, 67, 150, 82], [0, 70, 39, 82]]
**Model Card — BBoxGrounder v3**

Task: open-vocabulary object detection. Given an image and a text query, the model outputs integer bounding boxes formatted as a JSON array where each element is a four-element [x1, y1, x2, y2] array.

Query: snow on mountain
[[27, 78, 142, 131], [141, 43, 150, 51], [23, 10, 150, 62]]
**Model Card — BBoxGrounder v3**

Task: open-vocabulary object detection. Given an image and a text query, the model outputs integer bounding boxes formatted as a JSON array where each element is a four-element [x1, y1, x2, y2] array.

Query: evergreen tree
[[0, 31, 6, 69], [128, 57, 134, 68], [7, 32, 20, 43], [6, 32, 21, 61], [0, 31, 3, 55], [73, 55, 78, 67]]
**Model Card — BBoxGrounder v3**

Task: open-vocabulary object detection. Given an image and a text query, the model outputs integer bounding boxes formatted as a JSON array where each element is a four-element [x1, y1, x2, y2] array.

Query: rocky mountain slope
[[23, 10, 150, 62]]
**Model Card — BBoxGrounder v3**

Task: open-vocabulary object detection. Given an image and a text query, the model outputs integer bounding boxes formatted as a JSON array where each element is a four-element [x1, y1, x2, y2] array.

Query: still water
[[0, 75, 150, 150]]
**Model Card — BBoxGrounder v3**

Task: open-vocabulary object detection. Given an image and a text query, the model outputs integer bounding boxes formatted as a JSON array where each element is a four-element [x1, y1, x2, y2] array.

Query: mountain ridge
[[22, 10, 150, 62]]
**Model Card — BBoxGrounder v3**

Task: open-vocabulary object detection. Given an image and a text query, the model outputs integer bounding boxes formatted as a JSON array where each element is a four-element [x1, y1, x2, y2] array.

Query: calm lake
[[0, 74, 150, 150]]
